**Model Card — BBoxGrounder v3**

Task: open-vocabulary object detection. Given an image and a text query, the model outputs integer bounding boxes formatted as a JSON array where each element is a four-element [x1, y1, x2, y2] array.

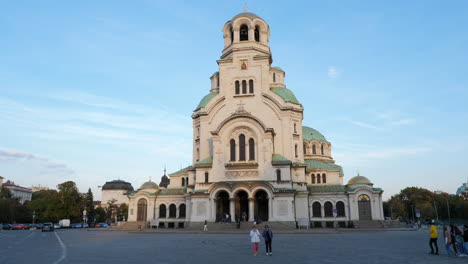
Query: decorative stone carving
[[225, 170, 258, 178]]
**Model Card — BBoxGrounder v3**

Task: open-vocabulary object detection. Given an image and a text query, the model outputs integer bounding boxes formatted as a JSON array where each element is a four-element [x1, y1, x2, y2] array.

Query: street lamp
[[410, 205, 415, 223]]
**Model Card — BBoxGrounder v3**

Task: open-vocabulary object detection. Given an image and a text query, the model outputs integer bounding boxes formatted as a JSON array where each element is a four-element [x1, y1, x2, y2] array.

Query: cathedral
[[126, 11, 384, 228]]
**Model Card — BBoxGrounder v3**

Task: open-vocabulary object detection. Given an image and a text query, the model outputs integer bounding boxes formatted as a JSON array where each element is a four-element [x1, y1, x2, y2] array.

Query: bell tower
[[221, 9, 271, 59]]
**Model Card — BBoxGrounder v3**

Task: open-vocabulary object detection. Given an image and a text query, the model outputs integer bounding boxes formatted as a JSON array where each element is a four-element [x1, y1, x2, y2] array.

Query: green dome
[[302, 126, 329, 143], [195, 92, 218, 111], [347, 175, 373, 185], [271, 87, 301, 105], [140, 181, 159, 190]]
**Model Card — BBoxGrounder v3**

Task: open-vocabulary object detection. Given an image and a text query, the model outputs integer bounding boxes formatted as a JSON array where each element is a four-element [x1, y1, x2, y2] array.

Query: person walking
[[262, 225, 273, 256], [450, 224, 460, 256], [454, 225, 466, 256], [203, 220, 208, 232], [444, 226, 454, 256], [250, 225, 261, 256], [429, 220, 439, 255]]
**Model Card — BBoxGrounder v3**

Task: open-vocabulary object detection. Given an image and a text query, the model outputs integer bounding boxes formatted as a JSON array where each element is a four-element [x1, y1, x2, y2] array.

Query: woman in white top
[[250, 225, 261, 256]]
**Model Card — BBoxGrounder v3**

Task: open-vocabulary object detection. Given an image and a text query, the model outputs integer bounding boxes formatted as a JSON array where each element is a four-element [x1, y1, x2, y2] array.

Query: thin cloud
[[328, 66, 341, 79], [389, 118, 415, 126], [343, 118, 381, 130]]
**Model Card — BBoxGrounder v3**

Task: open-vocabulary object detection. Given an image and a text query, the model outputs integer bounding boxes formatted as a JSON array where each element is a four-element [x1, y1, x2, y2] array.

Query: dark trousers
[[429, 238, 438, 254], [265, 240, 272, 253]]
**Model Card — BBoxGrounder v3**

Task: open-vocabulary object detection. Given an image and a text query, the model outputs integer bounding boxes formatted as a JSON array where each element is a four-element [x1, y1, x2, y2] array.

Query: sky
[[1, 0, 467, 200]]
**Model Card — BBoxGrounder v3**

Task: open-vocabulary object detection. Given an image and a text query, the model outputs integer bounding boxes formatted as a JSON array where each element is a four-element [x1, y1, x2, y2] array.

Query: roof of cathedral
[[139, 180, 159, 190], [302, 126, 329, 143], [102, 180, 134, 191], [231, 12, 261, 21], [169, 165, 193, 176], [271, 87, 301, 105], [304, 159, 344, 176], [271, 154, 291, 165], [271, 66, 284, 72], [308, 185, 382, 193], [195, 92, 218, 111], [195, 156, 213, 167], [347, 175, 373, 185]]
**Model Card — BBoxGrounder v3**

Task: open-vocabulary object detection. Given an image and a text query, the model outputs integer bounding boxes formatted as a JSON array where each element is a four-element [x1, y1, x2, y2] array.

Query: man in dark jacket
[[262, 225, 273, 256]]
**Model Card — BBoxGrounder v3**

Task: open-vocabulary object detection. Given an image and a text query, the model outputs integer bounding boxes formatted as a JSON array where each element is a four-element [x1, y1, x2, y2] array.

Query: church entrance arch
[[137, 199, 147, 221], [235, 190, 249, 221], [254, 190, 269, 221], [215, 191, 230, 222], [358, 194, 372, 220]]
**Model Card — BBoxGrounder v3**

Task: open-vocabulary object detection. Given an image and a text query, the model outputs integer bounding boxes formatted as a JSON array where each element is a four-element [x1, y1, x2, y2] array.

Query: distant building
[[2, 180, 32, 204], [31, 185, 50, 192], [101, 180, 134, 207]]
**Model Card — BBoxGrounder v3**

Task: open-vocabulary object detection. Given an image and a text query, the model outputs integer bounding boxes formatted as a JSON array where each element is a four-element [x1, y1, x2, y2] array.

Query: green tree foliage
[[58, 181, 83, 222], [85, 188, 95, 223], [94, 206, 106, 223], [384, 187, 468, 222], [28, 190, 62, 222], [0, 187, 31, 223]]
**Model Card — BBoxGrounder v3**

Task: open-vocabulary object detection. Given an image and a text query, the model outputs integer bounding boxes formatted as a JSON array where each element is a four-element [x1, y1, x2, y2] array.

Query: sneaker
[[269, 253, 272, 256], [254, 252, 257, 256], [266, 253, 269, 256]]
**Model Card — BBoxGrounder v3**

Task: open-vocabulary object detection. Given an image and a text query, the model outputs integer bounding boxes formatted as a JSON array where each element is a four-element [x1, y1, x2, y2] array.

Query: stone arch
[[159, 203, 167, 218], [232, 18, 253, 31], [324, 201, 333, 217], [312, 201, 322, 217], [179, 204, 186, 218], [137, 198, 148, 221], [169, 204, 177, 218]]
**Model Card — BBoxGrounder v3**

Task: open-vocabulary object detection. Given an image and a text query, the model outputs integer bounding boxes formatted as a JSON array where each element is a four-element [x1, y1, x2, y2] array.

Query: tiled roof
[[271, 87, 301, 105], [195, 156, 213, 167], [271, 66, 284, 72], [169, 166, 192, 176], [302, 126, 329, 143], [195, 92, 218, 111], [271, 154, 291, 165], [304, 159, 344, 176]]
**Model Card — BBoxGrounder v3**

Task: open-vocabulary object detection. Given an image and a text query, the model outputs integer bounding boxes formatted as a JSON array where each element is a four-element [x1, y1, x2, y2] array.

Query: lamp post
[[446, 199, 451, 224]]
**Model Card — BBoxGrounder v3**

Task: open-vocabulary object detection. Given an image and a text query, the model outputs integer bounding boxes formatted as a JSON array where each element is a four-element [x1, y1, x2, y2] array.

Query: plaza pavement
[[0, 228, 466, 264]]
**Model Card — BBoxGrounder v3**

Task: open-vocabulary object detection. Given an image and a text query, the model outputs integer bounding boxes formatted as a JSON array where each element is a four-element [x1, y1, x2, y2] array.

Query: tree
[[85, 188, 95, 224], [58, 181, 83, 222]]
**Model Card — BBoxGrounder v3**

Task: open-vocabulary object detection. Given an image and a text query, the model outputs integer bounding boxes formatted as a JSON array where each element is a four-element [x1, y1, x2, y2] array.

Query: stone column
[[229, 198, 235, 221], [248, 27, 254, 41], [248, 198, 255, 222], [212, 198, 217, 222]]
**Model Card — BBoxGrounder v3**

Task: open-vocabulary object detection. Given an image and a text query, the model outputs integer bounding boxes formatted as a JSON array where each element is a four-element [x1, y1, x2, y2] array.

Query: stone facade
[[126, 11, 384, 227]]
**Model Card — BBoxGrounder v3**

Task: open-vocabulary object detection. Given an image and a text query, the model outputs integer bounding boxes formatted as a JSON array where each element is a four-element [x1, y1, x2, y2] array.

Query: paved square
[[0, 229, 466, 264]]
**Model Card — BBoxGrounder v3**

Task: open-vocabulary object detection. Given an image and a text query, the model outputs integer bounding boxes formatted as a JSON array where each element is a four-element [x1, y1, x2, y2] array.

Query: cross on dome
[[243, 3, 248, 12]]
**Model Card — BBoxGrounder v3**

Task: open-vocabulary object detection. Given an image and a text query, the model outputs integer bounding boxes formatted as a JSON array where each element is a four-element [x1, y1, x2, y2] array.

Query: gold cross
[[244, 3, 248, 12]]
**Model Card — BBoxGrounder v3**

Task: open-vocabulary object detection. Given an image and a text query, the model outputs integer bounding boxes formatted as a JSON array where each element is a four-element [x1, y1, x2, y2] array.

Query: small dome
[[302, 126, 329, 143], [159, 175, 170, 188], [140, 181, 159, 190], [347, 175, 373, 185], [102, 180, 134, 191], [231, 12, 262, 21]]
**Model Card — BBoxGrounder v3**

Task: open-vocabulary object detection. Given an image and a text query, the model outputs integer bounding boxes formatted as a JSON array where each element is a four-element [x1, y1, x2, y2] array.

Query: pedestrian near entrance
[[429, 220, 439, 255], [263, 225, 273, 256], [250, 225, 261, 256], [444, 226, 454, 256], [203, 220, 208, 232]]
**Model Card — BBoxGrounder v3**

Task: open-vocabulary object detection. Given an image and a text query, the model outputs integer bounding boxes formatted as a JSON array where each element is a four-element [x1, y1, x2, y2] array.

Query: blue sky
[[1, 0, 467, 200]]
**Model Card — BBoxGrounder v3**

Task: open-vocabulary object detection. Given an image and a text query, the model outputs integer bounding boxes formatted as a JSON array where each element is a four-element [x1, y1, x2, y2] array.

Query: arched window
[[159, 204, 166, 218], [321, 144, 324, 155], [249, 79, 254, 93], [248, 138, 255, 160], [230, 139, 235, 161], [240, 24, 249, 41], [242, 80, 247, 94], [276, 169, 281, 182], [254, 26, 260, 42], [181, 178, 185, 186], [230, 27, 234, 44], [336, 201, 345, 217], [205, 172, 209, 183], [196, 147, 199, 162], [235, 81, 240, 94], [295, 144, 298, 158], [185, 177, 189, 186], [239, 134, 246, 161], [324, 202, 333, 217], [179, 204, 186, 218], [317, 174, 321, 184], [169, 204, 177, 218], [294, 123, 297, 133], [273, 73, 276, 83], [311, 174, 316, 184], [322, 173, 326, 184], [312, 202, 321, 217], [303, 143, 307, 154], [312, 145, 316, 154]]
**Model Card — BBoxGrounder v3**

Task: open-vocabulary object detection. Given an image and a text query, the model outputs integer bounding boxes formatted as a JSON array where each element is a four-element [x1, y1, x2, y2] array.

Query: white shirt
[[250, 229, 261, 243]]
